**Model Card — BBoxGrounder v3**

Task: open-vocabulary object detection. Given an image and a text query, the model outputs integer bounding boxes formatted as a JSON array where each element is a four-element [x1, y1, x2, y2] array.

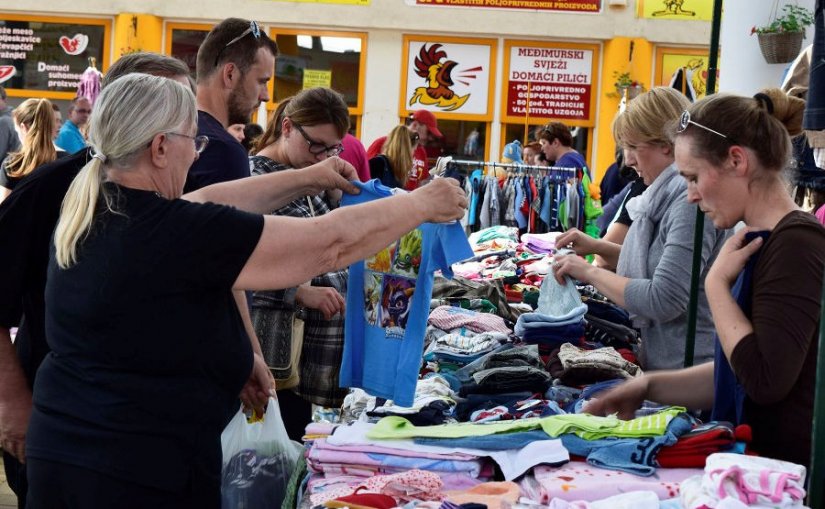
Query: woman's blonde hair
[[5, 98, 56, 178], [55, 73, 197, 268], [382, 125, 415, 187], [612, 87, 690, 148]]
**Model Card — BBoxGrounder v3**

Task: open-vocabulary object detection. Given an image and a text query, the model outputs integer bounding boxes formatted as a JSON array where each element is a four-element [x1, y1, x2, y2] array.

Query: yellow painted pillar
[[112, 13, 164, 61], [593, 37, 653, 183]]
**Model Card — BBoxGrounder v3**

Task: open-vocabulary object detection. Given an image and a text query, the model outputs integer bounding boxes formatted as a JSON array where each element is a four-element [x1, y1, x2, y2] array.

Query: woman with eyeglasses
[[0, 98, 65, 203], [553, 87, 729, 371], [248, 86, 352, 439], [586, 88, 822, 469], [24, 74, 467, 508], [369, 124, 419, 189]]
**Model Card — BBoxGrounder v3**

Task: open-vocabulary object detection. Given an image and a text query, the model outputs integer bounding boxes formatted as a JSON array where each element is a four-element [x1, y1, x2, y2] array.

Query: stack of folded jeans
[[453, 344, 552, 396]]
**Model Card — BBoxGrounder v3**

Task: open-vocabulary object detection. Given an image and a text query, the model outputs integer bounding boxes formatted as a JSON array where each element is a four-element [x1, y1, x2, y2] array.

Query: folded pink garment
[[310, 469, 444, 505], [312, 438, 478, 461], [305, 422, 339, 437], [529, 462, 702, 502], [309, 472, 484, 505], [307, 446, 484, 476]]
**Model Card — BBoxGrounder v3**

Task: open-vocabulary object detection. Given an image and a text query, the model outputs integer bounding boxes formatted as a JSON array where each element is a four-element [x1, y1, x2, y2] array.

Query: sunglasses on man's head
[[213, 20, 261, 68], [677, 110, 730, 140]]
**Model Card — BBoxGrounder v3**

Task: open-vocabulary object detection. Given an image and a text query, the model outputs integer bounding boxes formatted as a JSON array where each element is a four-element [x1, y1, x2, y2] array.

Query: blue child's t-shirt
[[338, 180, 474, 407]]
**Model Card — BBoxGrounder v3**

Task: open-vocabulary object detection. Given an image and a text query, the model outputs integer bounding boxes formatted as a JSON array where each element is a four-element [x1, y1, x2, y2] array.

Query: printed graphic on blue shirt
[[339, 179, 474, 406]]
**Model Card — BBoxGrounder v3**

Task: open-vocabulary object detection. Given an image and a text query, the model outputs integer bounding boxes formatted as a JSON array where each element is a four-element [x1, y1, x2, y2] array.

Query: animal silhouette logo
[[409, 43, 480, 112]]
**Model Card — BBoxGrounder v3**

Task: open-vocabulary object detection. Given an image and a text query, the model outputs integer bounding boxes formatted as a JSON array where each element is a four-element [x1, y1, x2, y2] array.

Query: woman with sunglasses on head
[[24, 75, 467, 508], [0, 98, 65, 203], [369, 124, 419, 189], [553, 87, 729, 371], [586, 88, 822, 468], [249, 87, 352, 439]]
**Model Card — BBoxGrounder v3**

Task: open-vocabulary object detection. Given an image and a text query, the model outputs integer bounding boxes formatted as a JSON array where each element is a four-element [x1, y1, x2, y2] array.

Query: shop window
[[0, 15, 110, 98], [272, 32, 364, 110], [421, 119, 488, 165], [167, 25, 210, 77], [502, 123, 589, 164]]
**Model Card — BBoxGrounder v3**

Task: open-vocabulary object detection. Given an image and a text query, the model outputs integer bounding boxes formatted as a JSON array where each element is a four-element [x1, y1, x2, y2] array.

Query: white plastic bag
[[220, 398, 302, 509]]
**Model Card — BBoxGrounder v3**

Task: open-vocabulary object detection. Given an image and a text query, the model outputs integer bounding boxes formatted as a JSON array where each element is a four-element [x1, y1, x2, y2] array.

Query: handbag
[[250, 197, 316, 390], [251, 303, 305, 390]]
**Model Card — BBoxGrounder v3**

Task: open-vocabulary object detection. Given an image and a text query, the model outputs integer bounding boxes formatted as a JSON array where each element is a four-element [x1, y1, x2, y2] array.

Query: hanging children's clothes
[[339, 180, 474, 407]]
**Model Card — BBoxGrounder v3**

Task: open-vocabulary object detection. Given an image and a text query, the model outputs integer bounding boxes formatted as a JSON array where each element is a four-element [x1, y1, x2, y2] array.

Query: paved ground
[[0, 451, 18, 509]]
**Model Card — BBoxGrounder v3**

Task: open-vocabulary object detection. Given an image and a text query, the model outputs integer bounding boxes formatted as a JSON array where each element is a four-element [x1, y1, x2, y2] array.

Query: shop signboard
[[0, 15, 109, 97], [502, 41, 599, 126], [655, 46, 717, 101], [400, 35, 496, 120], [638, 0, 714, 20], [408, 0, 600, 13]]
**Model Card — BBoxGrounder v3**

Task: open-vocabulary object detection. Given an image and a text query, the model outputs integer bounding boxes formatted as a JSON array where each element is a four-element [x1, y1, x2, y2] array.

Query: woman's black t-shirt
[[26, 183, 264, 493]]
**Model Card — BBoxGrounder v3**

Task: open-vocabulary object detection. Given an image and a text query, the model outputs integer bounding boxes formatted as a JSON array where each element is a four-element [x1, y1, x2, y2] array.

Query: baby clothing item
[[339, 180, 473, 407], [559, 413, 693, 476], [314, 469, 444, 505], [428, 305, 512, 335], [657, 422, 751, 468], [680, 453, 808, 509], [529, 461, 700, 502], [548, 343, 641, 385], [325, 490, 398, 509], [367, 407, 685, 441], [547, 490, 661, 509], [445, 481, 521, 508], [536, 267, 587, 320]]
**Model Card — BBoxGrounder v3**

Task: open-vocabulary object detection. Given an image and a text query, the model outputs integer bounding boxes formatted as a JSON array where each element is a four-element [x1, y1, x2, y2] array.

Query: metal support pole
[[684, 0, 723, 368]]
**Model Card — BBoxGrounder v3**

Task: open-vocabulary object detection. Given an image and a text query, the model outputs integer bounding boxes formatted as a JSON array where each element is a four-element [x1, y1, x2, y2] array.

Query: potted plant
[[751, 4, 815, 64], [611, 71, 644, 100]]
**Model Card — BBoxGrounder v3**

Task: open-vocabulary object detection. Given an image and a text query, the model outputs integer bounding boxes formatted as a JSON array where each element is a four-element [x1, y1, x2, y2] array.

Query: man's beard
[[227, 88, 254, 126]]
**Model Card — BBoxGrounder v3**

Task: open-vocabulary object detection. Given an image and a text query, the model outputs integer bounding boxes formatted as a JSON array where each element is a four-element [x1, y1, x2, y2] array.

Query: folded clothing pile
[[680, 453, 808, 509]]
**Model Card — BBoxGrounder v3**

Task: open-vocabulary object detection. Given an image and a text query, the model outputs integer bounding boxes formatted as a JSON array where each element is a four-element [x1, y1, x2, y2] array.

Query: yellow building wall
[[113, 13, 163, 60], [593, 37, 653, 183]]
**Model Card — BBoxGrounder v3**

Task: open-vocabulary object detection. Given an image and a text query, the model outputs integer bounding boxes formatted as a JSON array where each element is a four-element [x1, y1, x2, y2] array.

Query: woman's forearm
[[647, 362, 715, 410]]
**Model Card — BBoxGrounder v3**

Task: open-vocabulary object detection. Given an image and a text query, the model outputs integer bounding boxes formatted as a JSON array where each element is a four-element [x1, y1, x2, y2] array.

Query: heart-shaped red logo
[[58, 33, 89, 56], [0, 66, 15, 84]]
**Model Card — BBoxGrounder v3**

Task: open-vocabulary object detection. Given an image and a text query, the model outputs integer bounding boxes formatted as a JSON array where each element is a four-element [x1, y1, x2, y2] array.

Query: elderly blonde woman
[[554, 87, 729, 371], [25, 73, 467, 509]]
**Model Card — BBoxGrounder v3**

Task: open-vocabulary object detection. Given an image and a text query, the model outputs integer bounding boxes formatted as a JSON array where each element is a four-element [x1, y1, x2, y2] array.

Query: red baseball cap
[[411, 110, 442, 138]]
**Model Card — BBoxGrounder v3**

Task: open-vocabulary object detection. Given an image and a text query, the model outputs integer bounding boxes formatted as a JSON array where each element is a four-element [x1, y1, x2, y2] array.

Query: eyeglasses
[[677, 110, 729, 140], [168, 132, 210, 154], [213, 20, 261, 67], [292, 123, 344, 157], [75, 108, 91, 114]]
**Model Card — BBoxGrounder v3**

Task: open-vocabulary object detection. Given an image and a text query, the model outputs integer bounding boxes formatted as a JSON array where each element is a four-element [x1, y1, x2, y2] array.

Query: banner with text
[[505, 44, 594, 122], [409, 0, 600, 13], [0, 18, 107, 94], [403, 38, 493, 116]]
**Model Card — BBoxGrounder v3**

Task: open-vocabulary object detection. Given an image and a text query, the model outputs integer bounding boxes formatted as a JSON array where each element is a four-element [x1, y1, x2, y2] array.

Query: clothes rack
[[443, 158, 581, 176]]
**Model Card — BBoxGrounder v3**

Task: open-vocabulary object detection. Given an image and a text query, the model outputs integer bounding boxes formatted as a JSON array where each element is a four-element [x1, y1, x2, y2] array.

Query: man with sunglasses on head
[[54, 96, 91, 154], [184, 18, 278, 192]]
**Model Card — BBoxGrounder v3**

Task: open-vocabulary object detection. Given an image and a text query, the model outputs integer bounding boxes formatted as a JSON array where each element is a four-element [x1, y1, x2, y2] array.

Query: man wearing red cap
[[367, 110, 442, 190]]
